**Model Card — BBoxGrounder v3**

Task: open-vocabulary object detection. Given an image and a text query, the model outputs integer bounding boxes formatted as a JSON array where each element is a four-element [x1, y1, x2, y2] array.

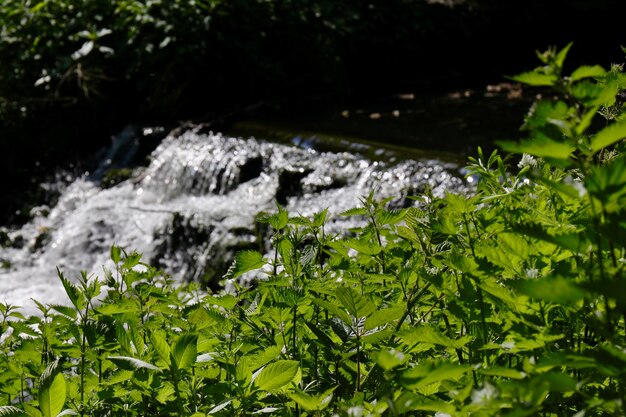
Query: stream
[[0, 84, 530, 314]]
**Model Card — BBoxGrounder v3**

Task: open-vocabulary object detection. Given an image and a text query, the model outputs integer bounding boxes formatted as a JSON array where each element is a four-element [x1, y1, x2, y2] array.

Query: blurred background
[[1, 0, 624, 224]]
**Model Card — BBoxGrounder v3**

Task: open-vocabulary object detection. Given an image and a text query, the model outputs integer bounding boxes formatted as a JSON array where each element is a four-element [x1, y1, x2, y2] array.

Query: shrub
[[1, 44, 626, 416]]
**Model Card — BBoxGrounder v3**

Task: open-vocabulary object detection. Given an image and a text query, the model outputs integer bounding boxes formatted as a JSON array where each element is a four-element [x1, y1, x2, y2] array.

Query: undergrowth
[[1, 45, 626, 416]]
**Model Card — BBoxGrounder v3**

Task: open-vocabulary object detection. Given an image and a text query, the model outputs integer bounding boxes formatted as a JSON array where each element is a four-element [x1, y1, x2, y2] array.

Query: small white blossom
[[518, 153, 538, 169], [471, 382, 498, 405], [501, 341, 516, 350], [525, 268, 539, 279]]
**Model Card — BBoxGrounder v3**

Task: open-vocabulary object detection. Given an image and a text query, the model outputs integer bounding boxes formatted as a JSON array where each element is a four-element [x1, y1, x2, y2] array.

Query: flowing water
[[0, 128, 467, 315]]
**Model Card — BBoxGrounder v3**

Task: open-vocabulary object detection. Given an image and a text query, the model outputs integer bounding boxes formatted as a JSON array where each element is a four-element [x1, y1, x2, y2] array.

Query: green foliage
[[2, 44, 626, 416]]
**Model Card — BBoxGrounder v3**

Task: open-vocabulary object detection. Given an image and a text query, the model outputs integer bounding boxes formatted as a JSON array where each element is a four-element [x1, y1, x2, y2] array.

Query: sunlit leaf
[[591, 121, 626, 153], [511, 276, 585, 305], [226, 250, 265, 278], [510, 71, 557, 86], [254, 360, 299, 392], [570, 65, 606, 82], [172, 333, 198, 370], [108, 356, 160, 372]]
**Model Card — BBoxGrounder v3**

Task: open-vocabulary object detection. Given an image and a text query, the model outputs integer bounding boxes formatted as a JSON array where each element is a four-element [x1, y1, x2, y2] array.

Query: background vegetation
[[1, 0, 625, 223], [1, 45, 626, 416]]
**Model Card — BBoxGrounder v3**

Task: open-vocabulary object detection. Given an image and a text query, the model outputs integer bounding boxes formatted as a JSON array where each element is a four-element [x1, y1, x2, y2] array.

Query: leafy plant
[[2, 44, 626, 416]]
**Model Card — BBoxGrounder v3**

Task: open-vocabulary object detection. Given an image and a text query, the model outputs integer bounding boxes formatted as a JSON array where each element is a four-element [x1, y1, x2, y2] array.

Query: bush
[[2, 44, 626, 416]]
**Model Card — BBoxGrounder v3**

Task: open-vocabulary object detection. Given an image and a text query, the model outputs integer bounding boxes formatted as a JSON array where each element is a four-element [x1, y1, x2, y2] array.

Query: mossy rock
[[101, 168, 134, 189]]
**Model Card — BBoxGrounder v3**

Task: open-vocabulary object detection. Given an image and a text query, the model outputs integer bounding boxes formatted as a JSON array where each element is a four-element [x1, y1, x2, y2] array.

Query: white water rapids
[[0, 130, 465, 315]]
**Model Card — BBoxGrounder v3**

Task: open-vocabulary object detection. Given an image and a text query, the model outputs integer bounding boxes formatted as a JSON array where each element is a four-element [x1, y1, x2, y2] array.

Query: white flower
[[518, 153, 538, 169], [525, 268, 539, 279], [435, 413, 452, 417], [471, 382, 498, 405], [501, 340, 516, 350]]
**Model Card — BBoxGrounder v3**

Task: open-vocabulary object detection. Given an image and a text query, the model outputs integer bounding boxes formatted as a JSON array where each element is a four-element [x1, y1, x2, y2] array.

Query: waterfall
[[0, 130, 465, 314]]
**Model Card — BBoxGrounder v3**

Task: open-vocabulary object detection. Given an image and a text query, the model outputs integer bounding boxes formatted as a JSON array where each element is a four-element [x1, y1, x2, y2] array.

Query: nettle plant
[[1, 44, 626, 416]]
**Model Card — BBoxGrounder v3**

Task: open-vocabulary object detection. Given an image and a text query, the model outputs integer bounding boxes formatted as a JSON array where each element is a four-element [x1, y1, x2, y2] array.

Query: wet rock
[[0, 229, 9, 247], [101, 168, 135, 189], [238, 155, 264, 184], [276, 168, 313, 205], [31, 227, 51, 252]]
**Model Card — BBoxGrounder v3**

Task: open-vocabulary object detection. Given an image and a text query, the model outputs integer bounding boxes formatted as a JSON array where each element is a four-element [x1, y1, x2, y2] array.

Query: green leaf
[[56, 268, 84, 311], [373, 348, 407, 370], [511, 276, 585, 305], [512, 222, 590, 254], [254, 360, 299, 392], [586, 157, 626, 210], [394, 391, 456, 415], [510, 71, 557, 86], [95, 301, 139, 316], [555, 42, 573, 68], [108, 356, 160, 372], [340, 207, 367, 216], [56, 410, 79, 416], [497, 135, 574, 160], [364, 305, 404, 331], [478, 366, 527, 379], [172, 333, 198, 370], [150, 331, 171, 363], [50, 305, 77, 319], [287, 387, 336, 411], [110, 245, 121, 264], [0, 406, 27, 416], [343, 238, 381, 256], [335, 287, 376, 319], [227, 250, 265, 278], [400, 361, 471, 390], [570, 65, 606, 82], [207, 399, 233, 415], [39, 373, 66, 417], [399, 326, 472, 350], [591, 120, 626, 153]]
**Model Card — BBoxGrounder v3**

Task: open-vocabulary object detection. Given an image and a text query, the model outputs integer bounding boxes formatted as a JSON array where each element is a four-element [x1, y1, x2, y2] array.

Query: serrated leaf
[[591, 120, 626, 153], [96, 301, 139, 316], [511, 276, 584, 305], [108, 356, 160, 372], [377, 209, 405, 225], [227, 250, 265, 278], [399, 326, 472, 350], [150, 331, 171, 363], [288, 387, 336, 411], [0, 406, 27, 416], [172, 333, 197, 370], [361, 327, 393, 345], [570, 65, 606, 82], [394, 391, 455, 414], [50, 305, 77, 319], [56, 268, 84, 311], [208, 399, 233, 414], [364, 305, 404, 331], [478, 366, 526, 379], [39, 373, 65, 417], [400, 361, 471, 389], [343, 238, 381, 256], [254, 360, 299, 392], [510, 71, 557, 86], [156, 382, 175, 404], [335, 287, 376, 319], [110, 245, 121, 263], [252, 407, 281, 414], [497, 135, 574, 160], [373, 348, 407, 370], [56, 410, 79, 416], [340, 207, 367, 216]]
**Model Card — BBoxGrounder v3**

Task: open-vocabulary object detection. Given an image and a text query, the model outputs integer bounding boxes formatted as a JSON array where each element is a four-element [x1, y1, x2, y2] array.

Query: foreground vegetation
[[2, 46, 626, 416]]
